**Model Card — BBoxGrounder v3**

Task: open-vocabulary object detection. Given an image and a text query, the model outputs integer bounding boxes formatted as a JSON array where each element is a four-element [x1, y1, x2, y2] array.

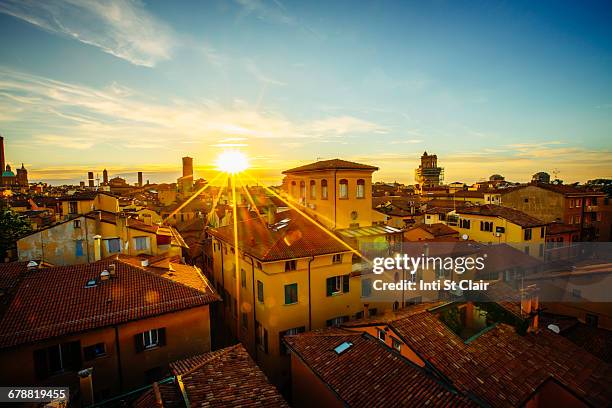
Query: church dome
[[2, 170, 15, 178]]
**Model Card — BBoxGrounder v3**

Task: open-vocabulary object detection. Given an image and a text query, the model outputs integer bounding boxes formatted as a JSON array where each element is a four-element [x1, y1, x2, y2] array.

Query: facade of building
[[414, 151, 444, 192], [281, 159, 379, 230], [500, 183, 606, 241], [0, 259, 219, 405]]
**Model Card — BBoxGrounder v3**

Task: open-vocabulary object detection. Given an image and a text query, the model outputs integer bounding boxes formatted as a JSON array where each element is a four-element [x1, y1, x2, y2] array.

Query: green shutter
[[326, 278, 333, 296], [342, 275, 349, 293]]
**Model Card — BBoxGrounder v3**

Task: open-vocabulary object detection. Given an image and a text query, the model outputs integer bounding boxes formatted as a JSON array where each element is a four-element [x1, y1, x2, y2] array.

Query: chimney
[[100, 270, 110, 281], [521, 284, 540, 332], [78, 367, 94, 406], [109, 263, 116, 276], [266, 205, 275, 225], [152, 382, 163, 407]]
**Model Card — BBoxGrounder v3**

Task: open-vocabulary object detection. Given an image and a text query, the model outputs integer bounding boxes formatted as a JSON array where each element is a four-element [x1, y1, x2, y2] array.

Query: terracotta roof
[[0, 259, 219, 349], [0, 261, 29, 293], [284, 327, 476, 407], [282, 159, 378, 174], [132, 381, 183, 408], [407, 223, 458, 237], [501, 183, 605, 197], [208, 210, 352, 261], [168, 344, 289, 407], [547, 222, 580, 235], [376, 302, 612, 407], [456, 204, 547, 228]]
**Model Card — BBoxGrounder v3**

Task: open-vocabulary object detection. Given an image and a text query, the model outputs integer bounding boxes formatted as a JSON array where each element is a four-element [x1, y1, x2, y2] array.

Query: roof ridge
[[178, 344, 243, 377]]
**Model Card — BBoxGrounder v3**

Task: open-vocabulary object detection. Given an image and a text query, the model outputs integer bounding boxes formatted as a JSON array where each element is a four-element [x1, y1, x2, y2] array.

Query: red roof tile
[[0, 259, 219, 349], [285, 328, 476, 407], [381, 303, 612, 407], [169, 344, 288, 407], [208, 210, 352, 261], [407, 223, 458, 237], [282, 159, 378, 174]]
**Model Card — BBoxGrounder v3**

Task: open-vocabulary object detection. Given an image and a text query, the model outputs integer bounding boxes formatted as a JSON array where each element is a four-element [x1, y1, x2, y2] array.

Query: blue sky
[[0, 0, 610, 185]]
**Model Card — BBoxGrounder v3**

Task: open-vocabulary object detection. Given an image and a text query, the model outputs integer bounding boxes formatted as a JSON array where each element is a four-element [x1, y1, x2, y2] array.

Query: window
[[377, 329, 386, 341], [279, 326, 306, 354], [540, 227, 545, 238], [524, 198, 529, 203], [68, 201, 78, 214], [75, 240, 84, 257], [240, 268, 247, 288], [332, 254, 343, 264], [135, 328, 166, 352], [356, 179, 365, 198], [321, 179, 328, 199], [361, 278, 372, 297], [326, 316, 349, 327], [572, 288, 581, 298], [392, 338, 401, 352], [480, 221, 493, 232], [291, 180, 296, 196], [255, 322, 268, 353], [256, 261, 262, 270], [241, 312, 248, 329], [285, 260, 297, 271], [339, 179, 348, 199], [300, 181, 306, 198], [326, 275, 349, 296], [134, 236, 149, 251], [73, 220, 81, 228], [33, 341, 81, 379], [257, 280, 264, 303], [106, 238, 121, 254], [524, 228, 532, 241], [83, 343, 106, 360], [309, 180, 316, 199], [284, 283, 298, 304], [459, 219, 470, 229]]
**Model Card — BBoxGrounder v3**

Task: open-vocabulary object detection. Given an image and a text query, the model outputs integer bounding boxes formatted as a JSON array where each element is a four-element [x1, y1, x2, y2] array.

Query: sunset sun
[[215, 150, 250, 174]]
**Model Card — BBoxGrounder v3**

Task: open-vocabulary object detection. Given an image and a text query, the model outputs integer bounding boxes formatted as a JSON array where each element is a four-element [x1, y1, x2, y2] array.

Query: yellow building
[[60, 191, 119, 218], [17, 211, 187, 266], [281, 159, 379, 229], [435, 204, 548, 257], [208, 210, 368, 385]]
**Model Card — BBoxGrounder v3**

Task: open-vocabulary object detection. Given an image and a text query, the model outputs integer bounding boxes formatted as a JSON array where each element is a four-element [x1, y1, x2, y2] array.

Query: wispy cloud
[[0, 0, 175, 67], [0, 68, 387, 152], [245, 59, 286, 86], [235, 0, 295, 25]]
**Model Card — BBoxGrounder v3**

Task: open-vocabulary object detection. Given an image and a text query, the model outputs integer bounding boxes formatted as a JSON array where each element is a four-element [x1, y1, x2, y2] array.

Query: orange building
[[0, 259, 219, 406]]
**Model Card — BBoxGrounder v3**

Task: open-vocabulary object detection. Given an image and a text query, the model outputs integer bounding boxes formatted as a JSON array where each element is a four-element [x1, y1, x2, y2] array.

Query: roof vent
[[27, 260, 38, 270], [547, 324, 560, 334], [100, 270, 110, 281], [85, 279, 97, 288], [333, 341, 353, 355], [141, 259, 149, 267]]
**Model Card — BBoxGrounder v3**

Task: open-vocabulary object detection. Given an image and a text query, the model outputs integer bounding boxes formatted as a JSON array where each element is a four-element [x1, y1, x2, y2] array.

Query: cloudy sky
[[0, 0, 610, 185]]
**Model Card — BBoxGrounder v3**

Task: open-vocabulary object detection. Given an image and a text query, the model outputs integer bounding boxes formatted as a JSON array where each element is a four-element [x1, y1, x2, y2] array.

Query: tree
[[0, 209, 32, 261]]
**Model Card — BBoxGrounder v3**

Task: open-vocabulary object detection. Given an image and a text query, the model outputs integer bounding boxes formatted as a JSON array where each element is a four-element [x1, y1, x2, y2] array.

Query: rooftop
[[456, 204, 547, 228], [208, 210, 353, 261], [282, 158, 378, 174], [284, 328, 476, 407], [406, 222, 458, 237], [343, 301, 611, 407], [0, 259, 219, 349]]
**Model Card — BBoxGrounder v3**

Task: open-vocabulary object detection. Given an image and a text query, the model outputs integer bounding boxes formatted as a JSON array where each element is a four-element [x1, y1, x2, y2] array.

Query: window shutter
[[134, 333, 144, 353], [33, 349, 48, 380], [326, 278, 333, 296], [342, 275, 349, 293], [158, 328, 166, 347], [263, 329, 269, 353]]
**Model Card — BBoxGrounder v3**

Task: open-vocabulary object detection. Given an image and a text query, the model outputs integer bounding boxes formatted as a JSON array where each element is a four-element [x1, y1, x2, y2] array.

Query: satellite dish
[[547, 324, 560, 334], [462, 234, 468, 240]]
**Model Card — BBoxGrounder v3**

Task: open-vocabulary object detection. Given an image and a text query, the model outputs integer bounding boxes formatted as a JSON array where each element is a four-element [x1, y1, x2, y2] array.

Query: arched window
[[321, 179, 328, 200], [300, 181, 306, 198], [309, 180, 316, 199], [291, 180, 296, 197], [356, 179, 365, 198], [339, 179, 348, 199]]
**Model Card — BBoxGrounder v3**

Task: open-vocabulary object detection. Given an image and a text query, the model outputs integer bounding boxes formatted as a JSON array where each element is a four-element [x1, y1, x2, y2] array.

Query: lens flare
[[215, 150, 249, 174]]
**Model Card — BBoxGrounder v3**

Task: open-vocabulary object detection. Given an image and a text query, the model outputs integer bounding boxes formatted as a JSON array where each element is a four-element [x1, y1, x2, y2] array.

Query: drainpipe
[[114, 325, 124, 392], [307, 256, 314, 330]]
